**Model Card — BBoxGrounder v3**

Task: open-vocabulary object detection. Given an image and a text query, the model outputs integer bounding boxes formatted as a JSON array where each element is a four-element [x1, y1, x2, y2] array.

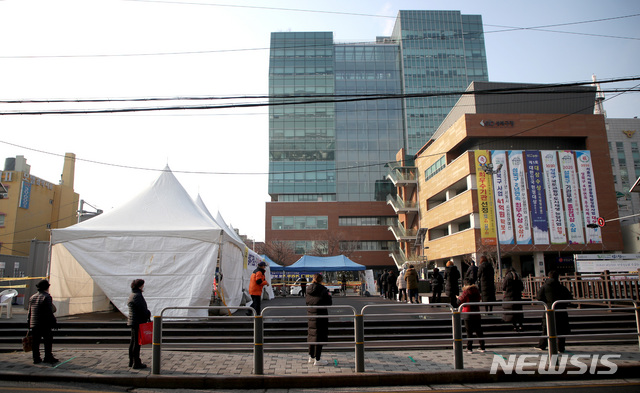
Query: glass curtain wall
[[392, 10, 489, 155], [269, 32, 336, 199], [334, 43, 404, 201]]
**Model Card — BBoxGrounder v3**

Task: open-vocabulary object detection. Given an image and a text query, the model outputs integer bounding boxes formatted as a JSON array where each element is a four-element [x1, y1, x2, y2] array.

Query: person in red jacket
[[249, 261, 269, 315], [457, 278, 485, 353]]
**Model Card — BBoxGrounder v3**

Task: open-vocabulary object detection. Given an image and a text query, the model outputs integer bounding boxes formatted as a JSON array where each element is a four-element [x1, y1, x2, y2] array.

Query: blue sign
[[19, 181, 31, 209]]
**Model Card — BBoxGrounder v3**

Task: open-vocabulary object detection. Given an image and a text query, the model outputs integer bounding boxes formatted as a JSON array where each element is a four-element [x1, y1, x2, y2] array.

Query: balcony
[[386, 194, 419, 214], [388, 221, 418, 242], [386, 162, 417, 187], [389, 244, 424, 268]]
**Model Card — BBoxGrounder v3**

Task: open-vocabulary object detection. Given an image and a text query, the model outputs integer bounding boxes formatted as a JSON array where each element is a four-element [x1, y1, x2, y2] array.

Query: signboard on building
[[480, 150, 600, 246], [475, 150, 497, 246], [574, 254, 640, 273]]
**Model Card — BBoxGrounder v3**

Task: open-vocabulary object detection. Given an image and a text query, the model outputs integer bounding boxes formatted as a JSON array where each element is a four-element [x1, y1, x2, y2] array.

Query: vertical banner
[[490, 150, 514, 245], [558, 151, 585, 244], [541, 151, 567, 244], [508, 151, 532, 244], [525, 151, 549, 245], [19, 180, 31, 209], [475, 150, 497, 246], [576, 151, 602, 243]]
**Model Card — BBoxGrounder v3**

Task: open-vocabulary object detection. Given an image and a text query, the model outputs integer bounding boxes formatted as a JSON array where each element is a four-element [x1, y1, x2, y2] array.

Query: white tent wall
[[52, 235, 219, 318], [49, 168, 223, 319], [219, 242, 245, 313], [50, 243, 111, 316]]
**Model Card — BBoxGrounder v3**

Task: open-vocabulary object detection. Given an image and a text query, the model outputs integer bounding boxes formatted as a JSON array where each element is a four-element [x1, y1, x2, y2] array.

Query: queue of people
[[27, 261, 572, 369]]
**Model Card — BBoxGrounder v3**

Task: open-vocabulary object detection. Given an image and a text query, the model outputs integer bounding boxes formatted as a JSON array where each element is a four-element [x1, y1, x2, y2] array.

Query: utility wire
[[1, 76, 638, 115]]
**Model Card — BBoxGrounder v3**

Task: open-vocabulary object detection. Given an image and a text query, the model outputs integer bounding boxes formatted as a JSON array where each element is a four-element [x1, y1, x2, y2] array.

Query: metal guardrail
[[150, 299, 640, 375]]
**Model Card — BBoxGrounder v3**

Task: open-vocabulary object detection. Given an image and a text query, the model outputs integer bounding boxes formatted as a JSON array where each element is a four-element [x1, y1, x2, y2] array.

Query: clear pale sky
[[1, 0, 639, 242]]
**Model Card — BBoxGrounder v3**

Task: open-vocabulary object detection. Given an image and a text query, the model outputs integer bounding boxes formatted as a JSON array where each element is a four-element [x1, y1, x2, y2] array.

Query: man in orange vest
[[249, 261, 269, 315]]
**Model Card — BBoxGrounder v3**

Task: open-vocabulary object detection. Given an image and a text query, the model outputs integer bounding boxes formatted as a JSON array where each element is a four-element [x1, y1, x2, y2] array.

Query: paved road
[[2, 295, 639, 390]]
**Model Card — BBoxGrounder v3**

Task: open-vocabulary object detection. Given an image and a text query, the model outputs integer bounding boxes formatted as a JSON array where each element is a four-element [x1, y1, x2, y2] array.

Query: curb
[[1, 364, 638, 389]]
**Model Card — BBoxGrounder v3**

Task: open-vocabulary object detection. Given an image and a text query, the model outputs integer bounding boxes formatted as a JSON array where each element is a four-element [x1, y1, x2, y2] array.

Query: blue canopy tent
[[284, 255, 366, 272]]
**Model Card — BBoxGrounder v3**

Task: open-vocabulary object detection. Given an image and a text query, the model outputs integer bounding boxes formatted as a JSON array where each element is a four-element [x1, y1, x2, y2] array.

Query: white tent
[[193, 197, 274, 309], [50, 167, 223, 318]]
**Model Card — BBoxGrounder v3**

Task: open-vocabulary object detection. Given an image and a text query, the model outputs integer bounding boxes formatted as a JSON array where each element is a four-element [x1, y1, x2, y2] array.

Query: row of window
[[425, 156, 446, 181], [271, 216, 328, 230], [278, 240, 395, 255], [338, 216, 395, 226]]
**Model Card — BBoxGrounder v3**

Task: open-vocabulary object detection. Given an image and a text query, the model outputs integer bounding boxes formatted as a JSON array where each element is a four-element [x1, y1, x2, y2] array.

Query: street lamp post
[[479, 163, 503, 278]]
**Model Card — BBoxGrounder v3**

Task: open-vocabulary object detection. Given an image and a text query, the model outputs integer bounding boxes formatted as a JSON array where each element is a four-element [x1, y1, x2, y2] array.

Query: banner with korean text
[[558, 151, 585, 244], [576, 151, 602, 243], [541, 151, 567, 244], [525, 151, 549, 245], [491, 150, 514, 244], [475, 150, 497, 246], [508, 151, 532, 244]]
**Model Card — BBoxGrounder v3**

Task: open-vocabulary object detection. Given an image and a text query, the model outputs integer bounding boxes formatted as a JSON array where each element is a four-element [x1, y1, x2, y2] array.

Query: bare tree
[[265, 240, 296, 266], [309, 231, 359, 259]]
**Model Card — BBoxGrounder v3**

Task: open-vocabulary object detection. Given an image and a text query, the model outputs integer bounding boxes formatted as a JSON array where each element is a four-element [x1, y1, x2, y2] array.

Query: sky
[[1, 0, 639, 243]]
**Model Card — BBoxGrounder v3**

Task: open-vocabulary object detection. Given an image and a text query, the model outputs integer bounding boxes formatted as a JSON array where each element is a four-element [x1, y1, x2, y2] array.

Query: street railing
[[150, 299, 640, 375]]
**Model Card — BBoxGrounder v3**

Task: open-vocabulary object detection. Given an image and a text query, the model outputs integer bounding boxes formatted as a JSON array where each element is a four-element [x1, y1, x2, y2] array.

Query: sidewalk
[[1, 343, 640, 389]]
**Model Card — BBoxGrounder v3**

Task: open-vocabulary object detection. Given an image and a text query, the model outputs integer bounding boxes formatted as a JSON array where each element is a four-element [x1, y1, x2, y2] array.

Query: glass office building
[[266, 11, 489, 266]]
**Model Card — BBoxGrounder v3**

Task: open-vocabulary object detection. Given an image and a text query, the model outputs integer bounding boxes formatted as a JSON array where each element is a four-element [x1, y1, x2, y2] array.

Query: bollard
[[152, 315, 162, 375], [355, 314, 365, 372], [635, 303, 640, 351], [253, 315, 264, 375], [545, 309, 558, 361], [452, 310, 463, 370]]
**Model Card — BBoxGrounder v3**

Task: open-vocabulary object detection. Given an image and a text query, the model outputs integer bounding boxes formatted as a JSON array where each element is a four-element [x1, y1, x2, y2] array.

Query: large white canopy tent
[[49, 167, 224, 318]]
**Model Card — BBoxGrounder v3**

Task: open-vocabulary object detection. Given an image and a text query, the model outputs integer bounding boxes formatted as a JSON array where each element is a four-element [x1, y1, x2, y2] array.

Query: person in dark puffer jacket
[[128, 278, 151, 369], [306, 273, 332, 366]]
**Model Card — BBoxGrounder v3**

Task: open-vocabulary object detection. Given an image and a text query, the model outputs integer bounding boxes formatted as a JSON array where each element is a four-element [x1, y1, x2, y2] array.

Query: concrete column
[[534, 252, 546, 277]]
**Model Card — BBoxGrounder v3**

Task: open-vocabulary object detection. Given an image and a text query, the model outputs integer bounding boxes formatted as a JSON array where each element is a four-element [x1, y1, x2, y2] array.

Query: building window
[[338, 216, 395, 226], [0, 214, 4, 227], [425, 156, 446, 181], [271, 216, 329, 230]]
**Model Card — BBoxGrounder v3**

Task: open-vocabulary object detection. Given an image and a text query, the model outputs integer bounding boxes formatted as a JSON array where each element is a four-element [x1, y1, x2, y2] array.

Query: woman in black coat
[[444, 261, 460, 308], [128, 279, 151, 369], [502, 267, 524, 331], [306, 273, 332, 366], [477, 256, 496, 312]]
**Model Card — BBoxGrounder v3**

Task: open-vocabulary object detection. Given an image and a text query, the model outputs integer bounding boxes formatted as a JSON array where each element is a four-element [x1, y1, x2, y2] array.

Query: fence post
[[452, 310, 463, 369], [634, 301, 640, 352], [355, 313, 365, 372], [253, 314, 264, 375], [545, 309, 558, 358], [152, 315, 162, 375]]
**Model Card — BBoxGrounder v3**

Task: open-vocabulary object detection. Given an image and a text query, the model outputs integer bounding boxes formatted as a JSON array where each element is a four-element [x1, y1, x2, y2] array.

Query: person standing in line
[[28, 279, 58, 365], [376, 274, 383, 297], [534, 270, 573, 353], [128, 278, 151, 369], [386, 269, 397, 300], [458, 279, 486, 353], [444, 261, 461, 308], [397, 267, 407, 302], [430, 267, 444, 303], [465, 260, 478, 285], [299, 275, 307, 296], [340, 273, 347, 296], [477, 256, 496, 312], [380, 270, 389, 298], [306, 273, 332, 366], [404, 265, 419, 303], [249, 261, 270, 315], [502, 267, 525, 332]]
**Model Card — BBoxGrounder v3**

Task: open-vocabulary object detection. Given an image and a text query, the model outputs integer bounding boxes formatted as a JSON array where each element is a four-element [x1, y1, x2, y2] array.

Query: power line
[[0, 4, 637, 59], [1, 76, 638, 115]]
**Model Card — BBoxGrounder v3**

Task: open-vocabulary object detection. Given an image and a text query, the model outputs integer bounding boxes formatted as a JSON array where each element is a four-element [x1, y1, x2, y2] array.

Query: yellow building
[[0, 154, 79, 257]]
